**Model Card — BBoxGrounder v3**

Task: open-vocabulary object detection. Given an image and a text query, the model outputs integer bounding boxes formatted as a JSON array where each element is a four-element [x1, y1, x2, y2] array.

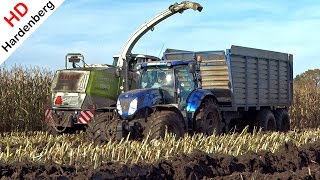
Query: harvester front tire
[[87, 113, 113, 143], [255, 109, 277, 131], [274, 109, 290, 132], [45, 125, 60, 136], [145, 110, 185, 140]]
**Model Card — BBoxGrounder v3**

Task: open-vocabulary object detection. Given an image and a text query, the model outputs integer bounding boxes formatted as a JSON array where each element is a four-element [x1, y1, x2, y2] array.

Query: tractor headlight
[[117, 99, 122, 115], [128, 97, 138, 115]]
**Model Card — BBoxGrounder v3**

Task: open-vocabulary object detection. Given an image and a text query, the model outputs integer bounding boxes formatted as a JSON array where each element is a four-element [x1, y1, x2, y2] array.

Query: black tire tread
[[195, 99, 221, 135], [255, 109, 277, 131], [87, 112, 113, 143], [145, 111, 185, 140], [274, 109, 290, 132]]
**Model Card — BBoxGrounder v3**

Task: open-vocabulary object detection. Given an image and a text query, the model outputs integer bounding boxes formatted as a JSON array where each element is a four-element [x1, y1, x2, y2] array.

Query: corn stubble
[[0, 129, 319, 168]]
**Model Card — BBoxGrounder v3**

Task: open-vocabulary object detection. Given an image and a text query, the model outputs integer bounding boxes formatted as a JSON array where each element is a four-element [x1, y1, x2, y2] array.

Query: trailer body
[[197, 45, 294, 111]]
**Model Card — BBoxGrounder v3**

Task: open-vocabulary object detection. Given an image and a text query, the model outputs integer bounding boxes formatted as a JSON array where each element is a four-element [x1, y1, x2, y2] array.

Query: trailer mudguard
[[186, 89, 214, 112]]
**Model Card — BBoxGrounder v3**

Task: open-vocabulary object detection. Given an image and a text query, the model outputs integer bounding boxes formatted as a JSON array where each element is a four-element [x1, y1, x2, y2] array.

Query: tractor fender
[[186, 89, 216, 113], [152, 104, 182, 116]]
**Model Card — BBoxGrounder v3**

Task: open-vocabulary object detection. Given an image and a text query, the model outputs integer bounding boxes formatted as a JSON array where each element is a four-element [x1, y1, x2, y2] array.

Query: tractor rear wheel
[[195, 99, 221, 135], [145, 110, 185, 140], [274, 109, 290, 132], [254, 109, 277, 131]]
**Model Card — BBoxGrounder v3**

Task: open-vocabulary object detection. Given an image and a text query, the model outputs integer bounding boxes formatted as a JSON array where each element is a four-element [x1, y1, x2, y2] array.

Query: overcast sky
[[3, 0, 320, 76]]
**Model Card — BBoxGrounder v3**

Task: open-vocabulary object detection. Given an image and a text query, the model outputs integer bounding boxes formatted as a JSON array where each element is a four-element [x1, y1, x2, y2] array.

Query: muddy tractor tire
[[145, 110, 185, 140], [274, 109, 290, 132], [255, 109, 277, 131], [195, 99, 221, 135], [87, 112, 115, 143]]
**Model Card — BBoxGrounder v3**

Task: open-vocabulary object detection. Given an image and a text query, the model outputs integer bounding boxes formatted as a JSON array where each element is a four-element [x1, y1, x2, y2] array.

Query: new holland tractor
[[44, 1, 203, 135], [91, 46, 293, 142]]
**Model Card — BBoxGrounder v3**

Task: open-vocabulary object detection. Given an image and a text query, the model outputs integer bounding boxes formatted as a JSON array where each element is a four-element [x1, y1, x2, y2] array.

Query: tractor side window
[[175, 67, 195, 102]]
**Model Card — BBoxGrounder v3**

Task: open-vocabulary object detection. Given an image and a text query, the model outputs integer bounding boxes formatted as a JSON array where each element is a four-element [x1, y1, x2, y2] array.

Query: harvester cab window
[[112, 56, 119, 66]]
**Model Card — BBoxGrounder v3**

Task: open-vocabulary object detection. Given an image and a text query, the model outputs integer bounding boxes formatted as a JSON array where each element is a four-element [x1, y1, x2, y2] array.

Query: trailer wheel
[[195, 100, 221, 135], [255, 109, 277, 131], [274, 109, 290, 132], [87, 112, 114, 143], [145, 110, 185, 140]]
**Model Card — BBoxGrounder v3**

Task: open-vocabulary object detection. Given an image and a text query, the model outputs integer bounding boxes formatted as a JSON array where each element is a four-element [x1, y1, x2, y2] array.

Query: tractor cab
[[138, 60, 197, 105]]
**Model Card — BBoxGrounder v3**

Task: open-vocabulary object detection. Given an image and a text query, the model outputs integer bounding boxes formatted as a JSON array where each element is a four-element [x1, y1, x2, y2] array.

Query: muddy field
[[0, 141, 319, 179]]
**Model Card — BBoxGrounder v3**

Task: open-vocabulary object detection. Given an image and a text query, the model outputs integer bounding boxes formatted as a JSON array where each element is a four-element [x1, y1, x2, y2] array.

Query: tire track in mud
[[1, 141, 320, 179]]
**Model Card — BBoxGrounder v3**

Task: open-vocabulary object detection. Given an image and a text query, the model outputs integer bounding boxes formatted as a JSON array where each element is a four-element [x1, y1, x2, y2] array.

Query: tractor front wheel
[[144, 110, 185, 140]]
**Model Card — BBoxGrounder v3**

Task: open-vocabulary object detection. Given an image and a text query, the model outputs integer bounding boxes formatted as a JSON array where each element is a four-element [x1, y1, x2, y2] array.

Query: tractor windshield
[[139, 67, 175, 103], [140, 67, 174, 88]]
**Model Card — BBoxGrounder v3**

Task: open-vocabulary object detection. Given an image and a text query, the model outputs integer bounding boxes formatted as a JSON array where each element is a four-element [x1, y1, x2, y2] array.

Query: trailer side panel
[[228, 45, 293, 110]]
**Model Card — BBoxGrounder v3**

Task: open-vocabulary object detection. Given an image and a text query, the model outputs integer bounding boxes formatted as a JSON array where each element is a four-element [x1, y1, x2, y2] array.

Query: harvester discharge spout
[[116, 1, 203, 92]]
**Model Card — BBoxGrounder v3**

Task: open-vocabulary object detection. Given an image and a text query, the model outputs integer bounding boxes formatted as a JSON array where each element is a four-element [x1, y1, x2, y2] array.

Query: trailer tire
[[87, 112, 114, 143], [145, 110, 185, 140], [195, 99, 221, 135], [255, 109, 277, 131], [274, 109, 290, 132]]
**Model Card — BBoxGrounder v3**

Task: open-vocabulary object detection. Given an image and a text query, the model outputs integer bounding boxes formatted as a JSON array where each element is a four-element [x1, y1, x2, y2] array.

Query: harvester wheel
[[195, 99, 221, 135], [255, 109, 277, 131], [274, 109, 290, 132], [45, 125, 60, 136], [87, 112, 114, 143], [145, 110, 185, 140]]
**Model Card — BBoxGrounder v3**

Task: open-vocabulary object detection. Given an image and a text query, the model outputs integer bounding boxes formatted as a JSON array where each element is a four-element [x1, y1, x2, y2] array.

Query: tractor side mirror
[[115, 68, 121, 78], [133, 64, 142, 72], [188, 62, 196, 73]]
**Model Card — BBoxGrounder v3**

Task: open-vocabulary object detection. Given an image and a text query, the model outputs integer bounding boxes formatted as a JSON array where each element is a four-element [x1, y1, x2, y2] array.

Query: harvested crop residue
[[1, 141, 320, 179]]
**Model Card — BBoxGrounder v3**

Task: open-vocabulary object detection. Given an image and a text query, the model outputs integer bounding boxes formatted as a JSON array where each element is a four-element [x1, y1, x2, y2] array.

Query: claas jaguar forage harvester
[[44, 1, 203, 135]]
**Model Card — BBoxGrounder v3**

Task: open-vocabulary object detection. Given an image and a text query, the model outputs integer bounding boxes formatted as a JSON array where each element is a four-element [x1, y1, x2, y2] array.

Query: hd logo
[[0, 0, 65, 65]]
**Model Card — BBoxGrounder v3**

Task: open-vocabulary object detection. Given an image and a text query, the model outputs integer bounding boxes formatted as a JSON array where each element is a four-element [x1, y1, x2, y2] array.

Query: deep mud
[[1, 141, 320, 179]]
